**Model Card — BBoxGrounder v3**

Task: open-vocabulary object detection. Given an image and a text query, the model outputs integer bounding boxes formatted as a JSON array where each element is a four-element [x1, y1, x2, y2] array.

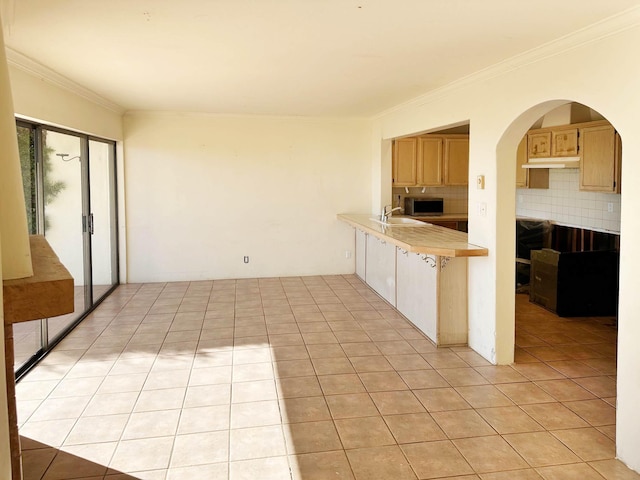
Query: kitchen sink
[[369, 217, 428, 226]]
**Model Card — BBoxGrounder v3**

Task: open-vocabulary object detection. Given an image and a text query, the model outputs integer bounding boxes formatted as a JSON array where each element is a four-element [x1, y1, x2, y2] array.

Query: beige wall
[[8, 65, 123, 141], [374, 12, 640, 471], [123, 112, 372, 282]]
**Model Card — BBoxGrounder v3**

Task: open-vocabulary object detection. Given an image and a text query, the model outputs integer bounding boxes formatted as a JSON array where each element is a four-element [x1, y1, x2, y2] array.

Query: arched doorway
[[497, 99, 623, 460]]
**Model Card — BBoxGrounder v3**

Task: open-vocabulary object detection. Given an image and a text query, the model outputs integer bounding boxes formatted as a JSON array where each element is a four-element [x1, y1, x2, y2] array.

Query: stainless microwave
[[404, 197, 444, 216]]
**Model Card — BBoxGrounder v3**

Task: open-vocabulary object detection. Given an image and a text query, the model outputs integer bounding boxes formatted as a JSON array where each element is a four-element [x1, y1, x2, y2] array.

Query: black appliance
[[529, 248, 619, 317], [404, 197, 444, 216]]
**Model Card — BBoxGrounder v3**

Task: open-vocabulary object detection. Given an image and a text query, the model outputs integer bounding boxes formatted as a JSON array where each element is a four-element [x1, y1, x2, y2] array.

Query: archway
[[496, 98, 623, 461]]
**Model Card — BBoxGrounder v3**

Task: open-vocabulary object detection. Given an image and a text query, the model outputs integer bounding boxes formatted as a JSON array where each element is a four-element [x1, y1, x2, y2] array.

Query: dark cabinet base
[[530, 249, 619, 317]]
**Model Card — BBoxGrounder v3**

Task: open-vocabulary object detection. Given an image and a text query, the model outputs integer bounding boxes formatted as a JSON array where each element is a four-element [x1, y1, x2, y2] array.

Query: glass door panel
[[12, 321, 43, 370], [89, 139, 117, 300], [14, 124, 42, 371], [41, 129, 87, 342], [17, 124, 37, 235]]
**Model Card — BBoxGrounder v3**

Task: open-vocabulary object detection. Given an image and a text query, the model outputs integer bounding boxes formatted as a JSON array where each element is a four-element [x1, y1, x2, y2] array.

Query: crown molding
[[374, 6, 640, 120], [5, 47, 125, 114]]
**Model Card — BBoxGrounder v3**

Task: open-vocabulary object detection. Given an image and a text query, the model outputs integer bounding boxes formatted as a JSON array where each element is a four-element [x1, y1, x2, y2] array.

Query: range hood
[[522, 156, 580, 169]]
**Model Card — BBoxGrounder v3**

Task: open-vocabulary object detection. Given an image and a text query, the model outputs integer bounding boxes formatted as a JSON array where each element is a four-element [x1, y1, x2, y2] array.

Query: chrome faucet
[[381, 204, 403, 223]]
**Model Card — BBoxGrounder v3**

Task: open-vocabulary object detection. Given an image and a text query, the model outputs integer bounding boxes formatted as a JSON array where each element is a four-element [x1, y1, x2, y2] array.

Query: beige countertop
[[338, 214, 488, 257]]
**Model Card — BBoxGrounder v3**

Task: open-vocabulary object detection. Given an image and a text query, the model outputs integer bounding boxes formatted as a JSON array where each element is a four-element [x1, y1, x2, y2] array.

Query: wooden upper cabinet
[[444, 137, 469, 186], [392, 134, 468, 187], [552, 128, 578, 156], [515, 136, 528, 187], [528, 131, 552, 157], [516, 136, 549, 189], [580, 124, 617, 192], [417, 137, 443, 186], [392, 138, 417, 186]]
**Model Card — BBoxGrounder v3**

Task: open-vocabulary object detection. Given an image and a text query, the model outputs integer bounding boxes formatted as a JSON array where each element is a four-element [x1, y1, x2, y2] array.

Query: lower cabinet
[[364, 234, 396, 306], [355, 229, 367, 280], [396, 250, 438, 341], [353, 228, 468, 346], [396, 248, 468, 346]]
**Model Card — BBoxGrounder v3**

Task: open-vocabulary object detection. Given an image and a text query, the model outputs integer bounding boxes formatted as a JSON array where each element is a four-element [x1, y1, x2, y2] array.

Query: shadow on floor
[[21, 436, 139, 480]]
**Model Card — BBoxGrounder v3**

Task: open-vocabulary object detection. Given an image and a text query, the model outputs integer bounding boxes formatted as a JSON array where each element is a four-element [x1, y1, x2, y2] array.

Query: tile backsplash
[[516, 169, 621, 233], [392, 186, 468, 214]]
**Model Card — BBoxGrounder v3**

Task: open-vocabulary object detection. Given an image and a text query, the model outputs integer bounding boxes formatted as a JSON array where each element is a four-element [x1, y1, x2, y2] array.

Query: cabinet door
[[365, 235, 396, 306], [355, 229, 366, 280], [580, 125, 616, 192], [444, 137, 469, 185], [552, 128, 578, 156], [416, 137, 443, 186], [615, 132, 622, 194], [515, 136, 528, 187], [528, 131, 551, 157], [396, 250, 438, 342], [392, 138, 417, 186], [516, 136, 549, 189]]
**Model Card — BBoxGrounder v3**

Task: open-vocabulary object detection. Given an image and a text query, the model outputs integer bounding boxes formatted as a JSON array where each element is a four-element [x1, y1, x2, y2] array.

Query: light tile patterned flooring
[[15, 276, 639, 480]]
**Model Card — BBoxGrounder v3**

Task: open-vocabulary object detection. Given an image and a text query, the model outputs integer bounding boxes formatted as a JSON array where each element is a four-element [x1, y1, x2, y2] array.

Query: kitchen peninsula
[[338, 214, 488, 346]]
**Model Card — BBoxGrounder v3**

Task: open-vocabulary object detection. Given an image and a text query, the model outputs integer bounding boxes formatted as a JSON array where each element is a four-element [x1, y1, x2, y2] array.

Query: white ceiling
[[2, 0, 639, 116]]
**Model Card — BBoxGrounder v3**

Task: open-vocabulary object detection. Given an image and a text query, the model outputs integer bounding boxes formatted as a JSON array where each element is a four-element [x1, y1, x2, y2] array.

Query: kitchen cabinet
[[444, 137, 469, 186], [392, 134, 468, 187], [396, 250, 438, 341], [392, 138, 417, 186], [528, 131, 552, 157], [516, 136, 549, 189], [355, 229, 367, 280], [528, 126, 579, 158], [365, 234, 396, 306], [339, 214, 487, 347], [579, 124, 620, 193], [396, 249, 468, 345], [416, 137, 443, 186], [552, 127, 578, 156]]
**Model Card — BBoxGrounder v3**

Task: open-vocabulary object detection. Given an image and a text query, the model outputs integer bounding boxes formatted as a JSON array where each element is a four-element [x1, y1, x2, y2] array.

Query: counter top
[[338, 214, 488, 257]]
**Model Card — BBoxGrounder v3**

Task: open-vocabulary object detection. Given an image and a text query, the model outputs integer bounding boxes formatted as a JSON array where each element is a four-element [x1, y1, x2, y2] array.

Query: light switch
[[476, 175, 485, 189]]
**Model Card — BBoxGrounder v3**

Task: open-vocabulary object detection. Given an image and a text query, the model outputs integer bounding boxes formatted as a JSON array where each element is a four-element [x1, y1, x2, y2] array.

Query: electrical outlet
[[345, 250, 352, 259], [478, 202, 487, 217], [243, 256, 249, 264], [607, 202, 614, 213]]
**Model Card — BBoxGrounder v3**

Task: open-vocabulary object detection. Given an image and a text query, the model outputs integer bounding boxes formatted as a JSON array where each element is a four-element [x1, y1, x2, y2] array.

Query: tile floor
[[15, 276, 639, 480]]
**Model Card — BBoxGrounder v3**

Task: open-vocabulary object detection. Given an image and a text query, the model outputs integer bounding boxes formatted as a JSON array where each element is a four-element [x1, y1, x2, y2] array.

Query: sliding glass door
[[89, 139, 118, 301], [41, 129, 88, 341], [14, 121, 118, 376]]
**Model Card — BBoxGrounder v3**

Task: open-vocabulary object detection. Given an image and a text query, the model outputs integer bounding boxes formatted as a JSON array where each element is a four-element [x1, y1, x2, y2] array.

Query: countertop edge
[[338, 214, 488, 258]]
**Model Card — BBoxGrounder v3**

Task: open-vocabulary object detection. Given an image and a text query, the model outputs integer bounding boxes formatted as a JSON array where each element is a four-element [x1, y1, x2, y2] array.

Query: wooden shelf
[[2, 235, 75, 479], [3, 235, 74, 325]]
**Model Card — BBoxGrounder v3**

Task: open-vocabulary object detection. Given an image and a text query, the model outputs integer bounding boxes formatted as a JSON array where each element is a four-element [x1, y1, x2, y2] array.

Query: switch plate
[[478, 202, 487, 217], [476, 175, 485, 189]]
